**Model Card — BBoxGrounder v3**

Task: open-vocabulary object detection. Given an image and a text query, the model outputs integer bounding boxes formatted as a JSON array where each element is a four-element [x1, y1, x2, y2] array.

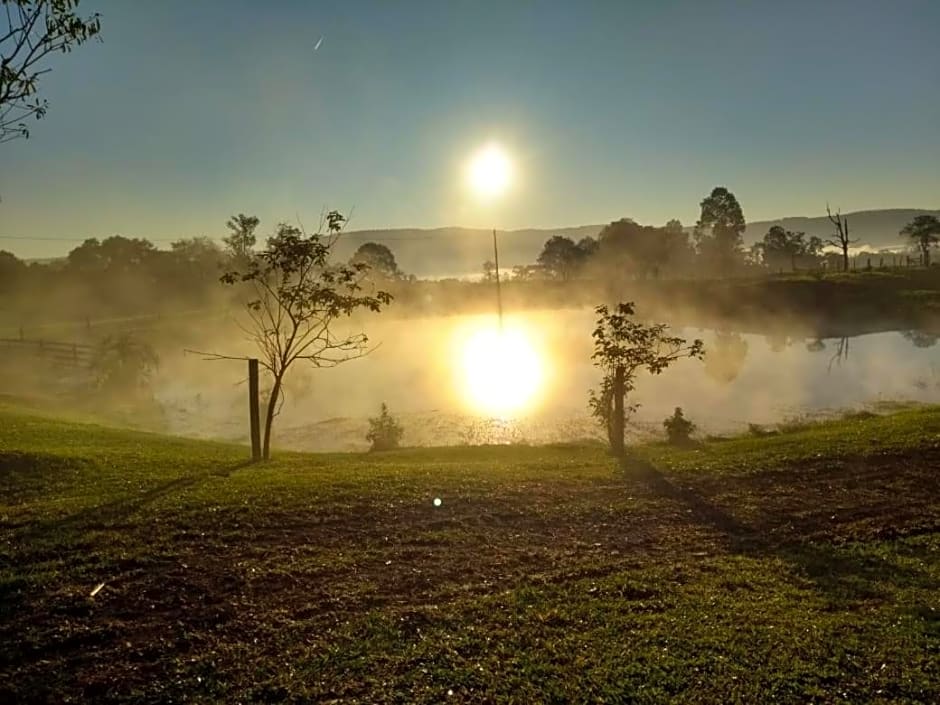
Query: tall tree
[[900, 215, 940, 267], [1, 0, 101, 143], [825, 205, 856, 272], [351, 241, 401, 278], [224, 213, 260, 260], [218, 211, 392, 459], [694, 187, 746, 272], [537, 235, 582, 281]]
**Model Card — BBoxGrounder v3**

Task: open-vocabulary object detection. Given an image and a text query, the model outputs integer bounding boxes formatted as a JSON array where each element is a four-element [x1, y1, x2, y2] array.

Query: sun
[[458, 324, 543, 417], [466, 143, 513, 199]]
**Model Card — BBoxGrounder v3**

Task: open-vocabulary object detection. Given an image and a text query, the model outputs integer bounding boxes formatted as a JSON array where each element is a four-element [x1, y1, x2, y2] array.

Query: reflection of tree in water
[[703, 332, 749, 384], [805, 339, 825, 353], [828, 337, 850, 373], [901, 330, 939, 349], [766, 333, 791, 353]]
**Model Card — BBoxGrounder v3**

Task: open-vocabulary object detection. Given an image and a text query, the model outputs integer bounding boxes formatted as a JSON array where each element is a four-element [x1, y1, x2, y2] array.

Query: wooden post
[[612, 365, 625, 457], [248, 358, 261, 462]]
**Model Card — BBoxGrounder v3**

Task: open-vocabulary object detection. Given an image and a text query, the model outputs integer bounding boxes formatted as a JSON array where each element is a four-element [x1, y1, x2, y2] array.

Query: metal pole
[[492, 228, 503, 330]]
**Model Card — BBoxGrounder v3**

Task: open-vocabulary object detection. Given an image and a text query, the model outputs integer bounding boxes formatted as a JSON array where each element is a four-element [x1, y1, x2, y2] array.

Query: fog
[[133, 307, 940, 452]]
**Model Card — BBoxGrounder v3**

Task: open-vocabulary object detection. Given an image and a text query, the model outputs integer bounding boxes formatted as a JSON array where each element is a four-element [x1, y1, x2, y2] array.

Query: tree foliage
[[540, 235, 591, 281], [695, 187, 746, 271], [900, 215, 940, 267], [366, 402, 404, 451], [590, 303, 703, 452], [597, 218, 691, 279], [351, 241, 401, 279], [223, 213, 260, 261], [1, 0, 101, 143], [752, 226, 823, 271], [663, 407, 695, 445], [219, 211, 392, 459]]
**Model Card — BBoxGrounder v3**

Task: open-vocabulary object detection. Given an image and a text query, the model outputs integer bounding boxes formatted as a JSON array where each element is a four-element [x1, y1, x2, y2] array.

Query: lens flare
[[458, 324, 543, 417]]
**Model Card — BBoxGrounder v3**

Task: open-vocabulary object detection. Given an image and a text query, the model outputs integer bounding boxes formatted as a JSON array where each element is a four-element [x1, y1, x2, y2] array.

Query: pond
[[156, 308, 940, 451]]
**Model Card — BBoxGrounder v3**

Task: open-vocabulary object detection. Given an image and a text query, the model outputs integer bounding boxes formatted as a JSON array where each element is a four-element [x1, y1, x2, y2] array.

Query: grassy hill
[[1, 405, 939, 703]]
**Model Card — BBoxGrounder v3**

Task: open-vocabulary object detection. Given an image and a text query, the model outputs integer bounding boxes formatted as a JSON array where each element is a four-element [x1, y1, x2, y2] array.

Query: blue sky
[[1, 0, 938, 258]]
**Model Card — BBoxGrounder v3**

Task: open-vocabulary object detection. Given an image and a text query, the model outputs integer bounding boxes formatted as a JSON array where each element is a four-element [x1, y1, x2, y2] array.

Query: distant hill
[[744, 209, 940, 250], [337, 209, 939, 278]]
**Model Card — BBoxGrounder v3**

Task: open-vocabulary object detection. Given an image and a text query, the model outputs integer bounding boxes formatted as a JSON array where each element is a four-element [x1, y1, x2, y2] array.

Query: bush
[[663, 407, 695, 445], [366, 402, 404, 451]]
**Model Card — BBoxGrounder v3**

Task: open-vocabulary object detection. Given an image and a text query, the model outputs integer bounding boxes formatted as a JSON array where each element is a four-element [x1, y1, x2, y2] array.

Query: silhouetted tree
[[0, 0, 101, 143], [663, 407, 695, 445], [598, 218, 689, 279], [218, 211, 392, 459], [0, 249, 26, 292], [900, 215, 940, 267], [351, 241, 401, 278], [224, 213, 260, 261], [482, 259, 496, 282], [753, 226, 823, 271], [694, 187, 746, 272], [590, 303, 703, 455], [537, 235, 582, 281], [825, 205, 856, 272]]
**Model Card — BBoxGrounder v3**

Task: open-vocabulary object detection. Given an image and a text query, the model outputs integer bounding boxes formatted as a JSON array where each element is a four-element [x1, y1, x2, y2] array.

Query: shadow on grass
[[621, 452, 939, 603], [12, 459, 254, 542]]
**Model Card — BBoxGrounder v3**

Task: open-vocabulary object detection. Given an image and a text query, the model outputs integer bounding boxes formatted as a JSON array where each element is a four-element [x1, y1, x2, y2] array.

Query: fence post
[[248, 358, 262, 462], [611, 365, 625, 457]]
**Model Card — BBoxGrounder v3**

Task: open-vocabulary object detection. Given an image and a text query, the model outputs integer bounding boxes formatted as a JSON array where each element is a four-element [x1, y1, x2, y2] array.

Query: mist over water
[[151, 308, 940, 451]]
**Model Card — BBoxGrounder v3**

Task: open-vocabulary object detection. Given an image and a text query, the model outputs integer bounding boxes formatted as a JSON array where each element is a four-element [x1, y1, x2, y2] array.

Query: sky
[[1, 0, 938, 259]]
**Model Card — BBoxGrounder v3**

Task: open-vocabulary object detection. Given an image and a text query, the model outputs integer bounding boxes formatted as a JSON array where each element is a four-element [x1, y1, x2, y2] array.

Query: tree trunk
[[924, 244, 931, 268], [261, 375, 283, 460], [842, 245, 849, 272], [611, 365, 625, 457]]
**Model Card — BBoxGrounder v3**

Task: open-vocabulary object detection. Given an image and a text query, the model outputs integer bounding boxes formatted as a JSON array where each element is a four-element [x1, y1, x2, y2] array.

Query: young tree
[[900, 215, 940, 267], [219, 211, 392, 459], [351, 241, 401, 278], [589, 303, 703, 456], [224, 213, 260, 261], [366, 402, 404, 451], [825, 205, 857, 272], [694, 187, 746, 273], [1, 0, 101, 143]]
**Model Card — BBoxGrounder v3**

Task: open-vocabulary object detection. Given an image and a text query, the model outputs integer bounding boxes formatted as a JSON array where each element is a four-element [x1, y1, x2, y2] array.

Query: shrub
[[366, 402, 404, 451], [663, 407, 695, 445]]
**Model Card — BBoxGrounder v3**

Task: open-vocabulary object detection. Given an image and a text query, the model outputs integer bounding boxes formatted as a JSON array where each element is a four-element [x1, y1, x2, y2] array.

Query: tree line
[[520, 187, 940, 282]]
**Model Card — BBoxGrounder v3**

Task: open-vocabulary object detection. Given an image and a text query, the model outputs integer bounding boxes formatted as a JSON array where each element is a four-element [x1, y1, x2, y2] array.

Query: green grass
[[1, 405, 939, 703]]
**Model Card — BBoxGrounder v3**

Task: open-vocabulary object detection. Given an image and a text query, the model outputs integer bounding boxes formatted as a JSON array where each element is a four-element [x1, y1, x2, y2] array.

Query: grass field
[[1, 404, 939, 703]]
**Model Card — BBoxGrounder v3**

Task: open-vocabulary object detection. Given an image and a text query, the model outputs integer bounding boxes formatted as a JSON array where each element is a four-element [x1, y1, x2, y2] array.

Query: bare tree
[[825, 205, 857, 272], [211, 211, 392, 460], [1, 0, 101, 143]]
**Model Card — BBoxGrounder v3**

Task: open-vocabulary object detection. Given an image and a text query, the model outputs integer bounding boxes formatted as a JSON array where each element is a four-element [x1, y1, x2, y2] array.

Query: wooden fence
[[0, 338, 95, 370]]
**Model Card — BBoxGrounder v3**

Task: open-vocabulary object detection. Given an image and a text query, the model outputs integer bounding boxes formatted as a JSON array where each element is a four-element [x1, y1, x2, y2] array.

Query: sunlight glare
[[459, 324, 543, 417], [466, 143, 513, 199]]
